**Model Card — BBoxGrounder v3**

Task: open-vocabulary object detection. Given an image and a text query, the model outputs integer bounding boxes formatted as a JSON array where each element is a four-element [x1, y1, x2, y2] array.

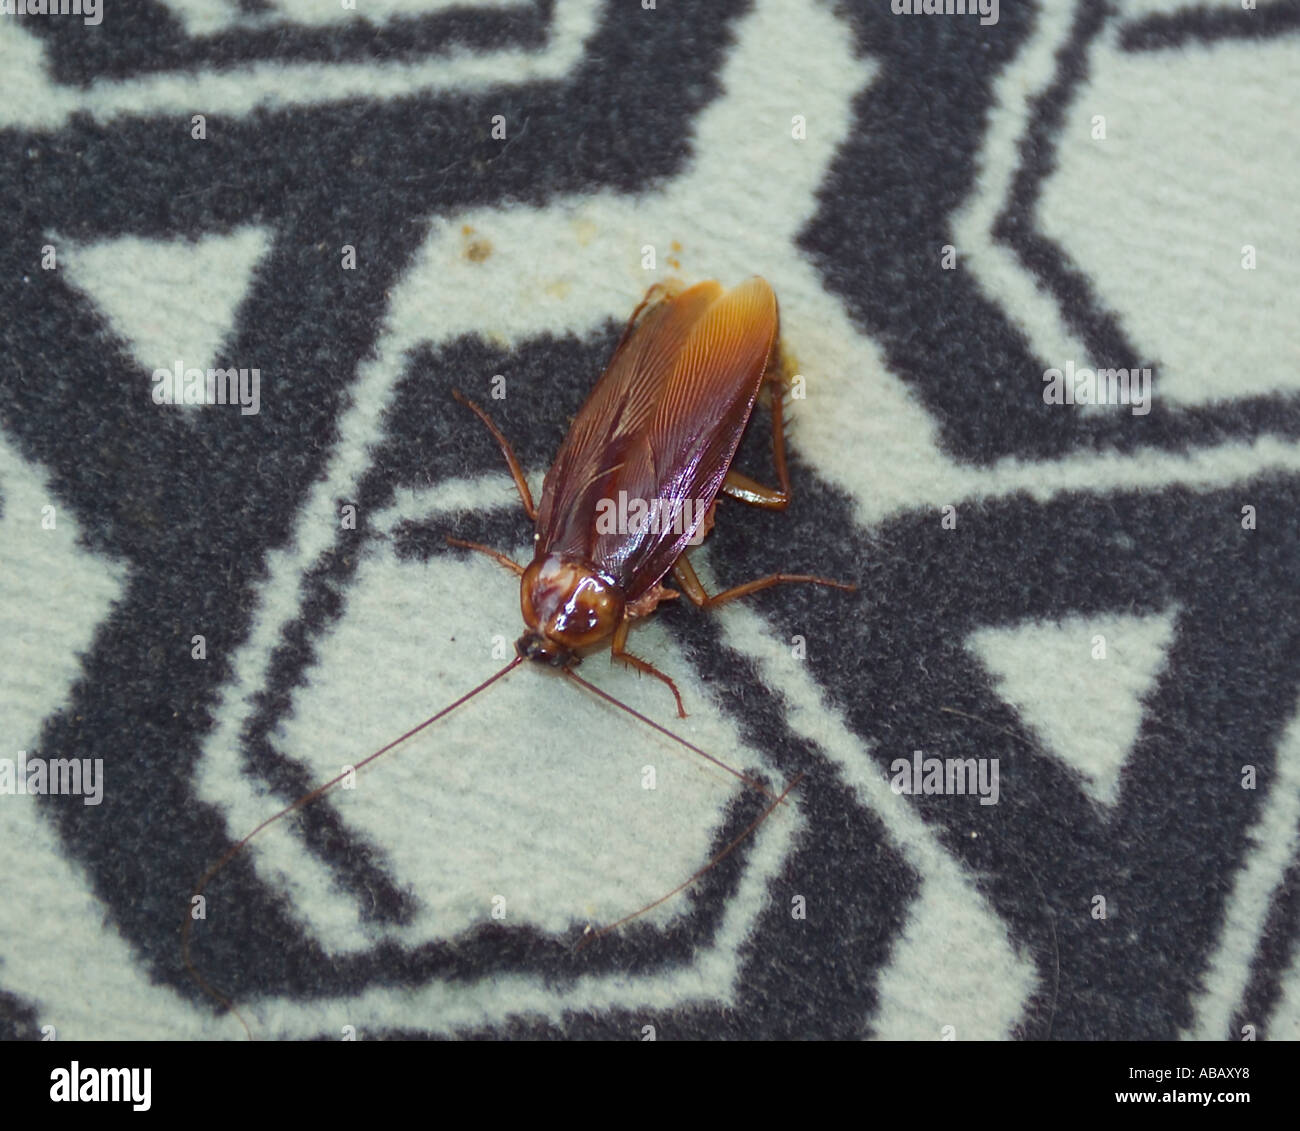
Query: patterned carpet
[[2, 0, 1299, 1041]]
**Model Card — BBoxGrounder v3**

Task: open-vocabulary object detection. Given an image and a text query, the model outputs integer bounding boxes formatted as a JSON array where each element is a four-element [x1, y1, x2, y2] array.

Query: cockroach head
[[515, 630, 572, 667], [519, 554, 625, 663]]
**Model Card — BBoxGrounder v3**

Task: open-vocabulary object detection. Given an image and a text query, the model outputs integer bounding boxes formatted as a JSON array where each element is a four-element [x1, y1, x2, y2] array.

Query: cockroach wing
[[536, 277, 778, 599]]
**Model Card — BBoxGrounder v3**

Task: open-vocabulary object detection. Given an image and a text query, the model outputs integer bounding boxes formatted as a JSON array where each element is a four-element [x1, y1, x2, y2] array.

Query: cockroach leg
[[670, 553, 857, 611], [620, 277, 684, 340], [609, 615, 687, 718], [708, 371, 857, 601], [720, 370, 791, 509], [720, 468, 789, 509], [451, 388, 537, 521], [624, 582, 680, 618], [444, 536, 525, 576]]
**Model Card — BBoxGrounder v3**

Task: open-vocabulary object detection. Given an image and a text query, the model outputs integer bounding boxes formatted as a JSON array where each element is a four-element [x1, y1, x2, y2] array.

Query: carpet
[[2, 0, 1299, 1041]]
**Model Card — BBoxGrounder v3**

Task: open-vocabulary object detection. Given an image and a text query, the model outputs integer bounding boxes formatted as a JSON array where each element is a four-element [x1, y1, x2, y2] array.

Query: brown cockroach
[[183, 275, 855, 1036]]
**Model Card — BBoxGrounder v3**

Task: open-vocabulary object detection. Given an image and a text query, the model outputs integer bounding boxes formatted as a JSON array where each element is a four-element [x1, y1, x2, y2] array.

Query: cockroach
[[183, 275, 855, 1037]]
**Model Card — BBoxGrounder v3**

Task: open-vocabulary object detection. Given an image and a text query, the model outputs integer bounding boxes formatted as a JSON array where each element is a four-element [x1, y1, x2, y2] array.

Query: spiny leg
[[451, 388, 537, 521], [610, 616, 686, 718], [445, 536, 525, 577], [709, 370, 855, 600], [720, 371, 791, 510], [672, 552, 856, 611]]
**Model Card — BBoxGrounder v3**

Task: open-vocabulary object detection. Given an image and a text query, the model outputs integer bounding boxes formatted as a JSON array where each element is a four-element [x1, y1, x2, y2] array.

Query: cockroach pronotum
[[183, 275, 856, 1037]]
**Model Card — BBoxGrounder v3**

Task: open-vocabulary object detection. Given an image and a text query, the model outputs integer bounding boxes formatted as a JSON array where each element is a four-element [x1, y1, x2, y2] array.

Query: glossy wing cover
[[535, 277, 778, 598]]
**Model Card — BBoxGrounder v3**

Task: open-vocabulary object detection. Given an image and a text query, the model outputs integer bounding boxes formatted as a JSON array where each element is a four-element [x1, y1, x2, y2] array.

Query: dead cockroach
[[183, 275, 855, 1036]]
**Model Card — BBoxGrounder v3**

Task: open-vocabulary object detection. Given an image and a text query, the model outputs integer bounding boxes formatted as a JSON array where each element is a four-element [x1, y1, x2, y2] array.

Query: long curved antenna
[[561, 666, 786, 805], [182, 656, 524, 1038], [577, 772, 804, 949]]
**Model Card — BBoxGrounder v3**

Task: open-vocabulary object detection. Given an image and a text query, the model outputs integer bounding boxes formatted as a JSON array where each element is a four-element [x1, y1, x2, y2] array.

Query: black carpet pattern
[[1, 0, 1299, 1041]]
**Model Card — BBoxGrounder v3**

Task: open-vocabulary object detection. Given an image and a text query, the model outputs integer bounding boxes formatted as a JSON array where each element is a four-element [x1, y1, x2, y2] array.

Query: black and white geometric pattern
[[2, 0, 1299, 1040]]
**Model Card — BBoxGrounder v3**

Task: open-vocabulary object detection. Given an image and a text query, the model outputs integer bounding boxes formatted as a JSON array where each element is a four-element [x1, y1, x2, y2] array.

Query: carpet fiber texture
[[2, 0, 1299, 1041]]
